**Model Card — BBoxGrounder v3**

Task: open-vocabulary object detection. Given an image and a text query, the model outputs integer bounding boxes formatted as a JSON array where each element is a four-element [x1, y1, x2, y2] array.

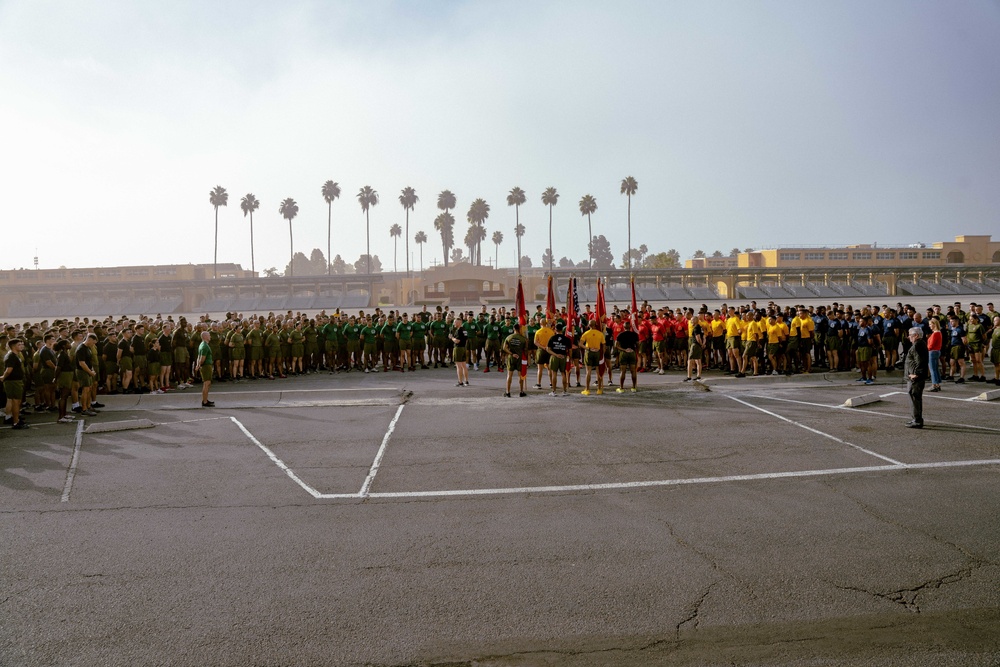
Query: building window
[[153, 268, 177, 276], [127, 269, 150, 276], [71, 271, 94, 278], [804, 253, 825, 260], [98, 269, 121, 277], [829, 252, 848, 261], [922, 251, 941, 260], [779, 253, 801, 261], [876, 252, 895, 260], [852, 252, 872, 260], [899, 252, 918, 260]]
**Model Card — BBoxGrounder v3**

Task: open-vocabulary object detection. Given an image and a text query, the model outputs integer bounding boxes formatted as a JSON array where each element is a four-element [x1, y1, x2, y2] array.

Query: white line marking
[[359, 404, 406, 497], [152, 416, 231, 425], [310, 458, 1000, 499], [726, 395, 904, 466], [745, 394, 1000, 433], [229, 416, 322, 498], [60, 420, 85, 502], [196, 387, 400, 396]]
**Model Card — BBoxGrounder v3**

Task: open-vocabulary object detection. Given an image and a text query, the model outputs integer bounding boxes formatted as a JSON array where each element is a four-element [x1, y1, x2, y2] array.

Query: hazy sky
[[2, 0, 999, 274]]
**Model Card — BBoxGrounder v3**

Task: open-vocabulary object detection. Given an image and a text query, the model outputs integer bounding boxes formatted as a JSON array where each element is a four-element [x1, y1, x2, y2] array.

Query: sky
[[2, 0, 1000, 274]]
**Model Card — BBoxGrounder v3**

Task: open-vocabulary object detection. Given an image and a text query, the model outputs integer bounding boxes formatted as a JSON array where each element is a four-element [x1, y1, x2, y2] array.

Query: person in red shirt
[[673, 311, 689, 369], [637, 314, 651, 372], [651, 314, 667, 374]]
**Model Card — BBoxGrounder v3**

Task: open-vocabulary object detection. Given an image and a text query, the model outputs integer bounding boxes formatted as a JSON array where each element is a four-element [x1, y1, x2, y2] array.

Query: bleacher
[[917, 279, 956, 296], [850, 281, 889, 297], [897, 281, 931, 296], [686, 286, 719, 300], [736, 286, 770, 300], [760, 284, 796, 299], [941, 279, 979, 295]]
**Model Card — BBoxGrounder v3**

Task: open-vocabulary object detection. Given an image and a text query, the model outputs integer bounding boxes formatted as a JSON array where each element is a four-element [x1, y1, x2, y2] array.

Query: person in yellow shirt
[[578, 320, 606, 396], [532, 319, 554, 390], [795, 308, 815, 373], [710, 311, 726, 369], [725, 307, 742, 375], [741, 312, 763, 376], [766, 315, 787, 376]]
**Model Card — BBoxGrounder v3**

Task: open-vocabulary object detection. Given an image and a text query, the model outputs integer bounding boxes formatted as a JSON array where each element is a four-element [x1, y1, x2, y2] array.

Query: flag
[[630, 276, 638, 331], [516, 277, 528, 377], [545, 275, 557, 319], [566, 276, 579, 341], [596, 278, 607, 376]]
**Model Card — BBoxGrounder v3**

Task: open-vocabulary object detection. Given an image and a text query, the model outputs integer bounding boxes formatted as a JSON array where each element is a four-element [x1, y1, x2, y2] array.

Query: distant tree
[[693, 249, 706, 258], [240, 193, 260, 274], [492, 230, 504, 268], [450, 248, 465, 264], [262, 266, 278, 278], [354, 254, 382, 274], [278, 197, 299, 276], [620, 176, 638, 269], [578, 194, 598, 268], [284, 251, 311, 277], [309, 248, 327, 275], [711, 249, 723, 258], [620, 248, 643, 268], [434, 212, 455, 268], [559, 256, 575, 268], [357, 186, 379, 274], [576, 259, 590, 268], [729, 247, 740, 257], [589, 235, 614, 270], [468, 222, 487, 265], [209, 185, 228, 279], [540, 248, 553, 270], [541, 187, 559, 272], [744, 247, 753, 253], [398, 186, 418, 274], [321, 180, 341, 275], [466, 197, 490, 265], [331, 254, 349, 275], [507, 187, 527, 273], [520, 255, 533, 268], [414, 231, 428, 272], [463, 226, 477, 264], [437, 190, 457, 267], [643, 250, 680, 269], [390, 223, 402, 273], [638, 244, 648, 264]]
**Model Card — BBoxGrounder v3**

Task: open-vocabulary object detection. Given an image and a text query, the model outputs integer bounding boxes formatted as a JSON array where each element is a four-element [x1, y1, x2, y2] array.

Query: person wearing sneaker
[[927, 318, 943, 392], [988, 316, 1000, 385], [579, 320, 606, 396], [502, 324, 528, 398], [194, 331, 215, 407], [3, 338, 28, 429], [533, 319, 554, 391], [75, 334, 100, 417], [54, 339, 76, 422], [615, 320, 640, 393], [904, 327, 928, 428], [546, 322, 573, 395], [947, 314, 967, 384]]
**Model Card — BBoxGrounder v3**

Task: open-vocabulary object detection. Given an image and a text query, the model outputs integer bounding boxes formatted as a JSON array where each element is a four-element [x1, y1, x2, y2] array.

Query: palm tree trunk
[[515, 206, 520, 275], [419, 244, 423, 272], [588, 214, 593, 269], [213, 207, 219, 280], [327, 203, 332, 276], [627, 194, 632, 270], [288, 221, 294, 278], [250, 211, 255, 274], [366, 210, 371, 275], [548, 205, 553, 272], [405, 210, 410, 276], [394, 237, 398, 273], [495, 244, 498, 269]]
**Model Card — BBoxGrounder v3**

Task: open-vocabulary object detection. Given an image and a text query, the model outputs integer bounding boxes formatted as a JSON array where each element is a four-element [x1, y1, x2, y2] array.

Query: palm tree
[[209, 185, 228, 279], [436, 190, 456, 267], [620, 176, 638, 270], [321, 180, 341, 275], [505, 187, 526, 274], [279, 198, 299, 277], [389, 223, 402, 273], [434, 212, 455, 267], [579, 194, 598, 269], [357, 186, 379, 274], [541, 187, 559, 272], [468, 223, 487, 265], [514, 224, 526, 273], [240, 193, 260, 274], [492, 230, 504, 268], [398, 187, 418, 275], [414, 230, 427, 271], [466, 198, 490, 266], [463, 226, 477, 263]]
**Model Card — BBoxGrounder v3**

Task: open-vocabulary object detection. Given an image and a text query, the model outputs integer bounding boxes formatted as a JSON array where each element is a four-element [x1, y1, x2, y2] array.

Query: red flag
[[565, 276, 578, 342], [596, 279, 607, 375], [545, 275, 557, 319], [630, 276, 638, 331], [516, 278, 528, 377]]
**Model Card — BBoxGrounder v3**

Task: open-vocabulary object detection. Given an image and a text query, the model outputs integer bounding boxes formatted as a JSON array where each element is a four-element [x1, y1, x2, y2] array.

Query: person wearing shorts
[[546, 322, 572, 395], [615, 320, 639, 392], [3, 338, 27, 429], [579, 320, 606, 396], [194, 331, 215, 407], [533, 319, 554, 390], [501, 326, 528, 398]]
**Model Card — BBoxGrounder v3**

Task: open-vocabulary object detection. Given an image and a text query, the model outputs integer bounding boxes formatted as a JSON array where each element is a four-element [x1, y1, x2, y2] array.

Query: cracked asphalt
[[2, 368, 999, 666]]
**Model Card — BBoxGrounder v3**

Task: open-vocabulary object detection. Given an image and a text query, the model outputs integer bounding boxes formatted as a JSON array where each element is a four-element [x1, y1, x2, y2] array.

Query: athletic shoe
[[483, 368, 490, 373], [82, 409, 98, 416], [519, 392, 526, 397], [929, 386, 941, 392], [615, 388, 624, 393], [533, 384, 542, 389], [735, 373, 746, 378], [771, 371, 779, 376], [464, 381, 469, 386], [683, 377, 692, 382], [956, 378, 965, 384], [581, 389, 590, 396], [695, 376, 702, 381], [58, 416, 74, 424], [630, 388, 637, 393], [473, 364, 479, 371], [12, 423, 29, 430], [658, 370, 664, 375], [456, 382, 463, 387], [549, 391, 558, 397], [503, 392, 511, 398], [596, 389, 604, 395], [855, 378, 866, 383], [864, 379, 874, 385], [72, 406, 82, 413], [202, 401, 215, 407], [364, 368, 369, 373], [91, 402, 105, 409]]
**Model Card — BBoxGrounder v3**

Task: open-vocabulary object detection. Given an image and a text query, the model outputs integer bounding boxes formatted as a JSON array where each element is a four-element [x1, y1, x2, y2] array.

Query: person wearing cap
[[579, 319, 606, 396], [904, 327, 928, 428], [545, 322, 572, 395], [501, 323, 528, 398], [533, 318, 554, 390]]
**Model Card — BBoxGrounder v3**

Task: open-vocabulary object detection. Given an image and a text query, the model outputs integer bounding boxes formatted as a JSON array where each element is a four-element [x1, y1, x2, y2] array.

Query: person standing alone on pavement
[[904, 327, 928, 429], [194, 331, 215, 407]]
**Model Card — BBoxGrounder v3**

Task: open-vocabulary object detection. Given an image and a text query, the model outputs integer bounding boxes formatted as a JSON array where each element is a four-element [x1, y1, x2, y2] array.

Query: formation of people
[[3, 299, 998, 430]]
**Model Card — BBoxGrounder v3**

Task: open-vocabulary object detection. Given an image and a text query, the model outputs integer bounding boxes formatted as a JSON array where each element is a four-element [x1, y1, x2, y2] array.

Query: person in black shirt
[[3, 338, 28, 429], [545, 322, 573, 395], [615, 320, 640, 393], [449, 315, 470, 386]]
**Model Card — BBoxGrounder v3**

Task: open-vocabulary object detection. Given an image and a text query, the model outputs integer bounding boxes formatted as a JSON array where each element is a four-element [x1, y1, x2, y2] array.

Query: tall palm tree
[[240, 193, 260, 274], [506, 187, 527, 274], [463, 226, 477, 264], [209, 185, 228, 279], [541, 187, 559, 272], [389, 223, 402, 273], [620, 176, 638, 269], [398, 187, 418, 275], [437, 190, 457, 267], [357, 186, 379, 274], [321, 180, 341, 275], [579, 194, 598, 269], [279, 197, 299, 277], [467, 223, 487, 265], [492, 230, 504, 269], [414, 230, 427, 271], [433, 212, 455, 268], [466, 198, 490, 266]]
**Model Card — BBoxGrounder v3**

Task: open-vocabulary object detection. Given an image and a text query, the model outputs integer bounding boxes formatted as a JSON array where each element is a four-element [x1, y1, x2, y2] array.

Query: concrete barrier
[[86, 419, 155, 433], [842, 393, 882, 408], [971, 389, 1000, 402]]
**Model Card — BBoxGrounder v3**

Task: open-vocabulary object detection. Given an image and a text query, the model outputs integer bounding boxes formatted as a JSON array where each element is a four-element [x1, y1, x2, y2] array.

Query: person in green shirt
[[342, 316, 362, 371], [429, 312, 449, 368], [228, 324, 245, 381], [265, 325, 283, 378], [411, 315, 428, 369], [246, 320, 264, 379], [194, 331, 215, 407], [380, 315, 397, 371], [361, 316, 378, 372], [484, 317, 502, 372], [303, 320, 319, 372], [289, 322, 305, 375], [396, 312, 414, 372], [502, 325, 528, 397]]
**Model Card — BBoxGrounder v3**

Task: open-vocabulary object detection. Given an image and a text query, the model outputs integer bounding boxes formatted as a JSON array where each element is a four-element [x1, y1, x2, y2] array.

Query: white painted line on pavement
[[153, 416, 231, 425], [726, 395, 904, 466], [311, 458, 1000, 499], [60, 420, 85, 503], [359, 404, 406, 497], [230, 416, 322, 499], [208, 386, 400, 396]]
